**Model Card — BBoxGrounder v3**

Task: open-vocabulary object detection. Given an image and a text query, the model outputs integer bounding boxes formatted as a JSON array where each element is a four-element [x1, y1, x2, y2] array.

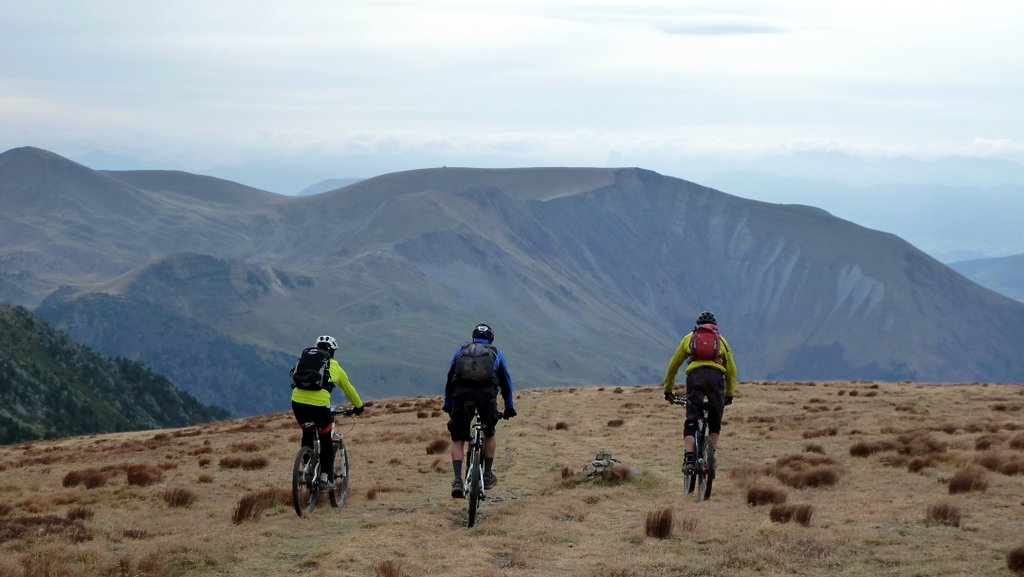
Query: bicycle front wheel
[[328, 439, 349, 508], [292, 446, 318, 517], [466, 445, 482, 527], [697, 436, 715, 501]]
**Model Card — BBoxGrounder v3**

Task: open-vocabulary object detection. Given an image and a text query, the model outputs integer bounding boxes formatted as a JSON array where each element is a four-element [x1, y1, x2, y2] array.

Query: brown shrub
[[898, 431, 948, 456], [198, 457, 211, 467], [125, 464, 164, 486], [644, 507, 673, 539], [430, 457, 446, 472], [949, 465, 989, 494], [802, 427, 837, 439], [553, 422, 570, 431], [1008, 544, 1024, 574], [228, 441, 262, 453], [162, 488, 198, 508], [803, 444, 825, 454], [0, 515, 91, 544], [0, 503, 12, 517], [746, 483, 787, 506], [219, 456, 269, 470], [850, 439, 897, 457], [596, 465, 631, 484], [774, 454, 841, 488], [62, 468, 109, 489], [607, 419, 625, 428], [974, 451, 1024, 475], [925, 502, 961, 527], [375, 560, 404, 577], [231, 488, 286, 524], [769, 504, 814, 526], [425, 439, 449, 455], [1009, 432, 1024, 450], [560, 466, 574, 479], [121, 528, 150, 539], [416, 411, 429, 419], [65, 506, 93, 521], [975, 433, 1006, 451]]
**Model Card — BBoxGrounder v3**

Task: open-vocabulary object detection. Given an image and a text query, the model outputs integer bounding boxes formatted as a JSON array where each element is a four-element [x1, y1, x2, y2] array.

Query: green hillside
[[0, 304, 228, 444]]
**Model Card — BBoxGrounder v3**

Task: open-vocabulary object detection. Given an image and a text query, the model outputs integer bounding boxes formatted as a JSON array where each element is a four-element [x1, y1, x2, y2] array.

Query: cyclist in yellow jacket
[[663, 311, 737, 475], [291, 335, 365, 490]]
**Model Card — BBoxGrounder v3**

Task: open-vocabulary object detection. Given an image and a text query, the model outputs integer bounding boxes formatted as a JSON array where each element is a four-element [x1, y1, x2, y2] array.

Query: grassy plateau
[[1, 380, 1023, 577]]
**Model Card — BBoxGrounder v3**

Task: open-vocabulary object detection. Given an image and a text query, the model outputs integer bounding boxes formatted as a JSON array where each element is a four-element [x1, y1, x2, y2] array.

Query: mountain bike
[[464, 406, 503, 528], [671, 395, 715, 501], [292, 405, 357, 517]]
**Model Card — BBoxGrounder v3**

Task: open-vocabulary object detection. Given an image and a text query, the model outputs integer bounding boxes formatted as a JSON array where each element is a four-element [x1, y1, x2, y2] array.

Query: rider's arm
[[719, 336, 738, 397], [329, 360, 363, 408], [495, 351, 514, 410], [662, 333, 691, 394]]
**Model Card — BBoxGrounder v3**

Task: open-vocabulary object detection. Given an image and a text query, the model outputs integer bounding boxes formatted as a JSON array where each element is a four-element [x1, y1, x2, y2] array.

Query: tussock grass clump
[[607, 419, 625, 428], [974, 433, 1006, 451], [596, 465, 632, 485], [897, 431, 948, 456], [974, 451, 1024, 476], [801, 427, 837, 439], [729, 464, 775, 485], [65, 506, 93, 521], [425, 439, 448, 455], [366, 484, 396, 500], [375, 559, 404, 577], [925, 502, 961, 527], [849, 439, 897, 457], [1008, 544, 1024, 574], [218, 456, 269, 470], [122, 528, 150, 540], [227, 441, 262, 453], [644, 507, 673, 539], [231, 488, 287, 524], [769, 503, 814, 526], [62, 468, 109, 489], [162, 488, 198, 508], [0, 515, 91, 543], [949, 465, 990, 494], [774, 454, 841, 489], [803, 444, 825, 454], [747, 483, 788, 506], [550, 422, 570, 431], [0, 503, 12, 517], [124, 463, 164, 486], [1010, 432, 1024, 450]]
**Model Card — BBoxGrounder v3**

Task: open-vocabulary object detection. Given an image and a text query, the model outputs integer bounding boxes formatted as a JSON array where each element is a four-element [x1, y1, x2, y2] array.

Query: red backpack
[[689, 324, 721, 362]]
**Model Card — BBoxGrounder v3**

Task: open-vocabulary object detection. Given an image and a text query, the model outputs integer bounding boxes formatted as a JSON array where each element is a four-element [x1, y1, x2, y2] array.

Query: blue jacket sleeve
[[495, 350, 514, 409]]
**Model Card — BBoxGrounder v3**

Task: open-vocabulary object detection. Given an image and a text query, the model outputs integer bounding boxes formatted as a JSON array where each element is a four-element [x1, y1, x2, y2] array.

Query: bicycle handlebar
[[669, 395, 687, 406], [331, 405, 358, 417]]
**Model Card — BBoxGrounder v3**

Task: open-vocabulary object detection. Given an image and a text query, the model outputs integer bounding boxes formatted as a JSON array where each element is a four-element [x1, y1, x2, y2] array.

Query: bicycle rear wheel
[[697, 435, 715, 501], [328, 439, 350, 508], [466, 444, 482, 527], [292, 446, 318, 517]]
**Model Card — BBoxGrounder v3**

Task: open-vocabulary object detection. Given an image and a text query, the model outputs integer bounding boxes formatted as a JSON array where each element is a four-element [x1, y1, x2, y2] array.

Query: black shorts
[[292, 401, 333, 434], [685, 366, 726, 434], [447, 387, 499, 442]]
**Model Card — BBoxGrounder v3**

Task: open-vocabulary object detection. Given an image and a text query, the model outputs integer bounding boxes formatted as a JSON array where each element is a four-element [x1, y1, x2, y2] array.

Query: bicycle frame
[[671, 395, 715, 501], [292, 405, 356, 517]]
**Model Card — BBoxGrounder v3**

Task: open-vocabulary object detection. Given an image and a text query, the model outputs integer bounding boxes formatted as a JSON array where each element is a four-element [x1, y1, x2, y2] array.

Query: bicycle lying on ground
[[464, 406, 503, 528], [670, 395, 715, 501], [292, 405, 357, 517]]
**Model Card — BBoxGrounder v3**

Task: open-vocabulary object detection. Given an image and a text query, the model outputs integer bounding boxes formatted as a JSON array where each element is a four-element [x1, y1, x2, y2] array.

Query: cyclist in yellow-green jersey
[[291, 335, 365, 490], [663, 311, 738, 475]]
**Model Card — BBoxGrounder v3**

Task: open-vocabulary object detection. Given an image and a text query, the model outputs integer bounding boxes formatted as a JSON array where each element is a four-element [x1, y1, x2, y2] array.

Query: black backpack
[[290, 347, 331, 391], [453, 342, 498, 384]]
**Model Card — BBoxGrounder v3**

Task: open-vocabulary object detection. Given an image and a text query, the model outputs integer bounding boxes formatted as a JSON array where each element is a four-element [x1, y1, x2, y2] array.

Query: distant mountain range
[[2, 146, 1023, 417], [949, 254, 1024, 303], [0, 304, 227, 443]]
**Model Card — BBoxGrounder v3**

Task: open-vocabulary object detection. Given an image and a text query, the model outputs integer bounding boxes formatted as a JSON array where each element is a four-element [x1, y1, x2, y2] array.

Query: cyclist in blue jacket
[[443, 323, 516, 498]]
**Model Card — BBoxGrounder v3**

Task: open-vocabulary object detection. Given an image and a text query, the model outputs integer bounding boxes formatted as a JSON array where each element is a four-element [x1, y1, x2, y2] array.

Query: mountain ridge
[[3, 146, 1023, 416]]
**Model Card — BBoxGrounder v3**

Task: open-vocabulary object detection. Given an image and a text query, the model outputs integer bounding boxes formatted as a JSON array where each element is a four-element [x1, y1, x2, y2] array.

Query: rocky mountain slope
[[2, 146, 1023, 415]]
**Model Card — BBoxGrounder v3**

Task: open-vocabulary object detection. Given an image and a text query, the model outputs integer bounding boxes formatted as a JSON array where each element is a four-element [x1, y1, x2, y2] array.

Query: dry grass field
[[2, 380, 1024, 577]]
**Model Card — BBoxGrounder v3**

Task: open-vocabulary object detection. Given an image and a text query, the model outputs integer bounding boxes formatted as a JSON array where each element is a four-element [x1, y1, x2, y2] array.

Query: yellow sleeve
[[329, 360, 363, 408], [662, 334, 691, 394], [719, 336, 738, 396]]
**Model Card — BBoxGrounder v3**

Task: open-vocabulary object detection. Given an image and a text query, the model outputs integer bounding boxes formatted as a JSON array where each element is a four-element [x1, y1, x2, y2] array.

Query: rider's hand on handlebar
[[664, 391, 675, 403], [352, 405, 365, 415], [503, 406, 517, 420], [724, 395, 733, 406]]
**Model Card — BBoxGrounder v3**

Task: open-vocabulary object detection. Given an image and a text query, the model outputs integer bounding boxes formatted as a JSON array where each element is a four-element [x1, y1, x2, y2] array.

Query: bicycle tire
[[292, 446, 318, 517], [683, 429, 699, 494], [698, 434, 715, 501], [466, 444, 482, 527], [328, 439, 349, 508]]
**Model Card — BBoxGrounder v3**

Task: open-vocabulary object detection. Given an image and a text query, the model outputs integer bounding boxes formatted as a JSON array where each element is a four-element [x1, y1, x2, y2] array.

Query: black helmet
[[471, 323, 494, 343], [695, 311, 717, 325]]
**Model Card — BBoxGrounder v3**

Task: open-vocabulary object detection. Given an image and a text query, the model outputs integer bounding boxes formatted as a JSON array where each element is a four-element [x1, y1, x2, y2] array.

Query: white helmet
[[315, 335, 338, 352]]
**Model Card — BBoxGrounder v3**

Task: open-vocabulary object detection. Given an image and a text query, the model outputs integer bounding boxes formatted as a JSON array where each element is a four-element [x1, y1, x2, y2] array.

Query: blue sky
[[2, 1, 1023, 185]]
